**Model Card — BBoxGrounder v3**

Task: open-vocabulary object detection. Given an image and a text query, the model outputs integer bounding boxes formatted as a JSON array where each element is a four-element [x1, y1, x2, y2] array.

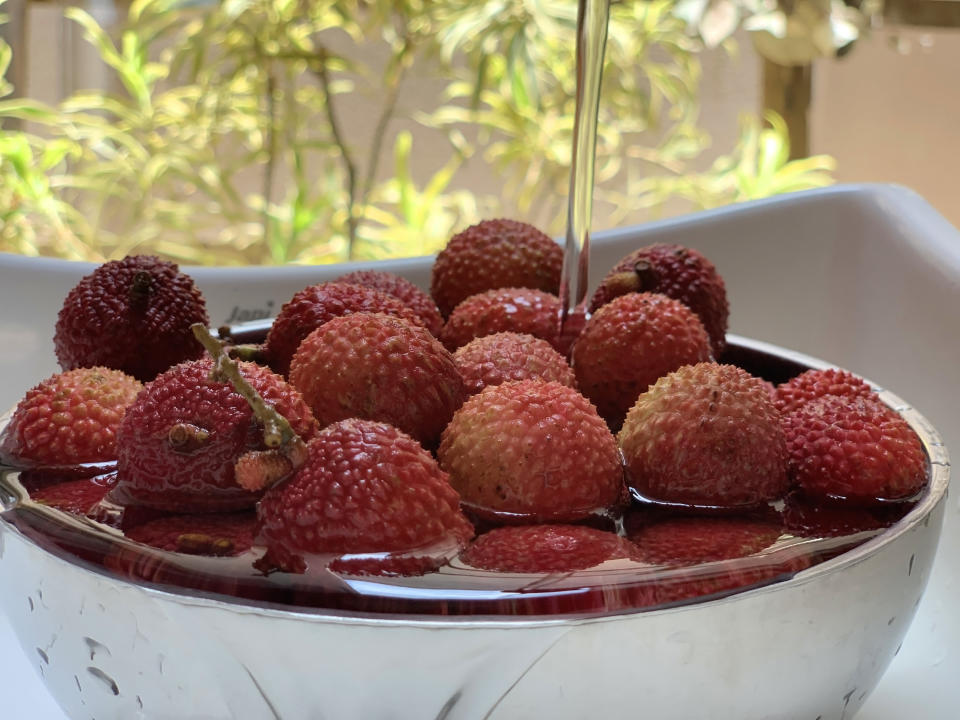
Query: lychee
[[618, 362, 789, 508], [289, 312, 465, 448], [572, 292, 712, 429], [1, 367, 142, 465], [54, 255, 209, 381], [263, 282, 425, 376], [438, 380, 624, 522], [589, 243, 728, 356], [431, 219, 562, 318], [453, 332, 575, 395]]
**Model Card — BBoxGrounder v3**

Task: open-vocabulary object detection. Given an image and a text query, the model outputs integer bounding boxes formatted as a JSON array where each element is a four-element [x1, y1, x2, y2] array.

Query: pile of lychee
[[0, 219, 929, 609]]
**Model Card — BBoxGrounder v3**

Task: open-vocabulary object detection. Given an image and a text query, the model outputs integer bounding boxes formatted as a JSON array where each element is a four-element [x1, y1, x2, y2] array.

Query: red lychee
[[440, 287, 562, 352], [774, 367, 876, 415], [589, 243, 728, 356], [54, 255, 209, 381], [336, 269, 444, 337], [1, 367, 142, 466], [257, 419, 474, 575], [114, 358, 318, 512], [431, 219, 562, 318], [453, 332, 576, 395], [572, 292, 713, 429], [618, 362, 789, 508], [438, 380, 624, 523], [288, 312, 465, 449], [263, 282, 425, 376], [782, 394, 927, 504]]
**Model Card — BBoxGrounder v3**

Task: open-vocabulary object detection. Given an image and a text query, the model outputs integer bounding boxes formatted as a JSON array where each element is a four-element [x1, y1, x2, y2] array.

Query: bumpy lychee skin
[[572, 292, 712, 429], [619, 362, 789, 508], [263, 282, 425, 376], [438, 380, 624, 522], [589, 244, 729, 356], [1, 367, 142, 465], [289, 313, 465, 448], [336, 269, 444, 337], [431, 219, 563, 318], [258, 419, 474, 575], [115, 358, 318, 512], [54, 255, 209, 381], [774, 368, 876, 415], [440, 287, 562, 352], [460, 525, 640, 573], [782, 394, 927, 504], [453, 332, 576, 395]]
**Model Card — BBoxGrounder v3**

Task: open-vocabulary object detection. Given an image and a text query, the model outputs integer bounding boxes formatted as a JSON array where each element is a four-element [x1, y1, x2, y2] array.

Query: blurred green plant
[[0, 0, 836, 265]]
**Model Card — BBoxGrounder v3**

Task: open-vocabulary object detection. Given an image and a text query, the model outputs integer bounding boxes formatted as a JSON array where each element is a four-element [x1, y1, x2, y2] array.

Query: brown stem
[[262, 68, 278, 249], [313, 49, 359, 257], [167, 423, 210, 453], [129, 270, 153, 308], [191, 323, 309, 491], [191, 324, 295, 449], [359, 33, 413, 211]]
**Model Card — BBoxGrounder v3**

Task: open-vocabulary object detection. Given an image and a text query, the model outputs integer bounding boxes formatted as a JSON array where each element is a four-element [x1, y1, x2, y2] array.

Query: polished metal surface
[[0, 335, 949, 720]]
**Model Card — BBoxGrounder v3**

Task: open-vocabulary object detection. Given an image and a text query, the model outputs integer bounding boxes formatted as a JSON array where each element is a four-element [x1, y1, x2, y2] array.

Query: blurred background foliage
[[0, 0, 843, 265]]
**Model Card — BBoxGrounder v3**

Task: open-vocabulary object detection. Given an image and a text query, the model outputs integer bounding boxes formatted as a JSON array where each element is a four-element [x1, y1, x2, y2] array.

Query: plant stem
[[263, 68, 278, 254], [359, 33, 413, 213], [313, 49, 359, 259]]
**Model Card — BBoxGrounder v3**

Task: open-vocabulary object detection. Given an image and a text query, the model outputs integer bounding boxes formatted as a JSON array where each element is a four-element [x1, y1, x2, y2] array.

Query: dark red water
[[0, 341, 923, 618]]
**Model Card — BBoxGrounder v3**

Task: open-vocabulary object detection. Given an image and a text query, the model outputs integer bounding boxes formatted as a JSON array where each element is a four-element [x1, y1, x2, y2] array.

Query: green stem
[[191, 323, 296, 449]]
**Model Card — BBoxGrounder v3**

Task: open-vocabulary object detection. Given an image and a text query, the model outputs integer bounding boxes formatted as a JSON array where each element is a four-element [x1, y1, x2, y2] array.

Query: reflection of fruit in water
[[461, 524, 640, 573]]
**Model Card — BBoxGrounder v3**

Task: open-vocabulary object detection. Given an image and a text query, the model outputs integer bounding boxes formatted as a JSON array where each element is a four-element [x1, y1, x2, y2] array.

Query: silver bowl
[[0, 334, 949, 720]]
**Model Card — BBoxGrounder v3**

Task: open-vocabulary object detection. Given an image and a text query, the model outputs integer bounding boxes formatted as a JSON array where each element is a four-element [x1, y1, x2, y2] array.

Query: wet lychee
[[589, 243, 728, 356], [572, 292, 712, 429], [289, 313, 465, 449], [438, 380, 624, 523], [431, 219, 562, 318], [618, 362, 789, 508]]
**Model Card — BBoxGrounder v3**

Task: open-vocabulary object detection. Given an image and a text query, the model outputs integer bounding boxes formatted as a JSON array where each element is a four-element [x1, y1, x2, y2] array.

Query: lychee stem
[[129, 270, 153, 308], [191, 323, 307, 491], [191, 323, 293, 448]]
